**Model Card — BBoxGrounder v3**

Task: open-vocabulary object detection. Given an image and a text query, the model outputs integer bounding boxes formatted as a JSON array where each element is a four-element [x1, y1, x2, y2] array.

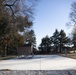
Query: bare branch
[[4, 0, 18, 6]]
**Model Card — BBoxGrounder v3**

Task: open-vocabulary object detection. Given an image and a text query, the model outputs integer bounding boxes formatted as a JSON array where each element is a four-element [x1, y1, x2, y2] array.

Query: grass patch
[[0, 56, 17, 60]]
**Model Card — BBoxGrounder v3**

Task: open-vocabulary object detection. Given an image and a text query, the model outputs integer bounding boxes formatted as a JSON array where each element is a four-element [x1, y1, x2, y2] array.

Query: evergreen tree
[[39, 36, 51, 54], [24, 30, 36, 48], [58, 30, 70, 53], [51, 29, 59, 53]]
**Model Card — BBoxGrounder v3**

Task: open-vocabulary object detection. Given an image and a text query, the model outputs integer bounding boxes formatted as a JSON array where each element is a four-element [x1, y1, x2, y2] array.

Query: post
[[65, 48, 67, 56]]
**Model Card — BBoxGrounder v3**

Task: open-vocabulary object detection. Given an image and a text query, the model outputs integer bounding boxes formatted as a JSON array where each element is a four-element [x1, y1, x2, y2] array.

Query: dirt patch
[[59, 53, 76, 59]]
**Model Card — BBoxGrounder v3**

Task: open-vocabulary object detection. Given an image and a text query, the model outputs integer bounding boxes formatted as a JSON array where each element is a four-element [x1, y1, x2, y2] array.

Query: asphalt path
[[0, 70, 76, 75], [0, 55, 76, 70]]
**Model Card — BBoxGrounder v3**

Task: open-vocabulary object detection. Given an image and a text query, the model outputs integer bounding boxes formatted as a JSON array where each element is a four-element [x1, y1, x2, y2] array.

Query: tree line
[[38, 29, 76, 54]]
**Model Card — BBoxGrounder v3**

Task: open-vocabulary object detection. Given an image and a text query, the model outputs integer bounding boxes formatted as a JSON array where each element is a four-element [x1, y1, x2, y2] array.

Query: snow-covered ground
[[0, 55, 76, 70]]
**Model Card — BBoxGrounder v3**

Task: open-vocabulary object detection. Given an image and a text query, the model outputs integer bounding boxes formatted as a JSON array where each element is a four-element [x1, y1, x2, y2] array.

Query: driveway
[[0, 55, 76, 70]]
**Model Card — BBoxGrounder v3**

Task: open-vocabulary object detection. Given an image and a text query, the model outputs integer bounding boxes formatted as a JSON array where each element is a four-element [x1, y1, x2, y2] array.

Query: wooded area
[[0, 0, 37, 57], [38, 29, 72, 54]]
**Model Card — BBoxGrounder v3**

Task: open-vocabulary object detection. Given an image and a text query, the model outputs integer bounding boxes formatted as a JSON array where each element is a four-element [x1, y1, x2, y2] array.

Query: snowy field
[[0, 55, 76, 70]]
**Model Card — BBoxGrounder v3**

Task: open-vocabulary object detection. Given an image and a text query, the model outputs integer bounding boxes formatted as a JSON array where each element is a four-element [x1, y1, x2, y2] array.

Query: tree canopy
[[0, 0, 37, 56]]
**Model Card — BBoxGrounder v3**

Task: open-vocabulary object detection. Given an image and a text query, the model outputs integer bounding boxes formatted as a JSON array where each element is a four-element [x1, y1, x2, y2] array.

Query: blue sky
[[33, 0, 75, 47]]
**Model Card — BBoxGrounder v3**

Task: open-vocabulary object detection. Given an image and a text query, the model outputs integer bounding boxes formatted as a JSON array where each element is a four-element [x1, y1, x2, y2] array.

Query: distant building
[[17, 43, 33, 57]]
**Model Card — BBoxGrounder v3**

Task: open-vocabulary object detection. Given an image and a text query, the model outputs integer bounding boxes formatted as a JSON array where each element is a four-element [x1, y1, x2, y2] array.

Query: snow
[[0, 55, 76, 70]]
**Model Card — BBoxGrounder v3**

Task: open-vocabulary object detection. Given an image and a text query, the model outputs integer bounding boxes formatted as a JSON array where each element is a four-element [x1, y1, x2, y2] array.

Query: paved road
[[0, 70, 76, 75], [0, 55, 76, 70]]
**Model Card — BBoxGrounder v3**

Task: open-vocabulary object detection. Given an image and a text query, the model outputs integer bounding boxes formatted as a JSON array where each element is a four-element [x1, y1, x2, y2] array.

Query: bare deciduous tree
[[3, 0, 37, 18], [67, 2, 76, 27]]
